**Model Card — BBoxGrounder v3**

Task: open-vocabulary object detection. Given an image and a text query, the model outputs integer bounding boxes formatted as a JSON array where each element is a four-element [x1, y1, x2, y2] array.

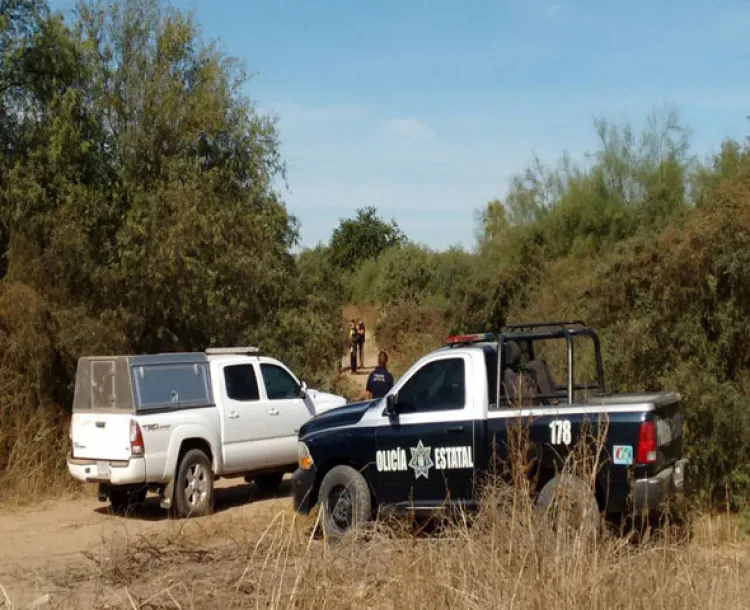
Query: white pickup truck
[[67, 346, 347, 517]]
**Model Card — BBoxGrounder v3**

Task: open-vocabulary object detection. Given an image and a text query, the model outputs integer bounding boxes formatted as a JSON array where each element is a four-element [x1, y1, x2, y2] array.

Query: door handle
[[446, 425, 464, 433], [228, 411, 239, 420], [268, 407, 280, 416]]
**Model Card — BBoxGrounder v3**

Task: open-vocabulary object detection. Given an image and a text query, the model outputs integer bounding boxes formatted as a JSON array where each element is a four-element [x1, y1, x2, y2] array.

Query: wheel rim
[[546, 485, 596, 534], [327, 484, 353, 531], [183, 462, 209, 509]]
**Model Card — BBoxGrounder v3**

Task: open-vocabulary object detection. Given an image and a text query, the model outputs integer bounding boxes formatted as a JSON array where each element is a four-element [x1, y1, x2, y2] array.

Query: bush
[[0, 283, 72, 501], [374, 303, 448, 377], [505, 190, 750, 507]]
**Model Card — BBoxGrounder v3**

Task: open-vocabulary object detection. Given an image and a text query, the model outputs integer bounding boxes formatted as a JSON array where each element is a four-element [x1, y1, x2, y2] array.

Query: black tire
[[535, 474, 601, 540], [173, 449, 214, 518], [318, 465, 371, 540], [254, 473, 284, 493], [108, 486, 146, 515]]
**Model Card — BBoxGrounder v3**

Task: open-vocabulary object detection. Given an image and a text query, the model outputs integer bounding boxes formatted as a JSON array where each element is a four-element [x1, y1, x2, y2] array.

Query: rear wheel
[[254, 473, 284, 493], [535, 474, 601, 540], [108, 486, 146, 515], [318, 465, 371, 540], [173, 449, 214, 518]]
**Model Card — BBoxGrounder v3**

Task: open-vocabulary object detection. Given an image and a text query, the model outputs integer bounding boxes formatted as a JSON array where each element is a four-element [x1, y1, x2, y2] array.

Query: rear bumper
[[67, 453, 147, 486], [633, 458, 687, 513], [292, 466, 317, 514]]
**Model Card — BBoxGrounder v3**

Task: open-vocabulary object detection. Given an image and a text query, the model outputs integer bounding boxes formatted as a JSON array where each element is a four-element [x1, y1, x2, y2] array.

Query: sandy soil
[[0, 477, 297, 608]]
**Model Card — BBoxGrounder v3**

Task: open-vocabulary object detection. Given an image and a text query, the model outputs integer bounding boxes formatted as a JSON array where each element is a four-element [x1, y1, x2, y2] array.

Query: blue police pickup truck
[[292, 321, 687, 539]]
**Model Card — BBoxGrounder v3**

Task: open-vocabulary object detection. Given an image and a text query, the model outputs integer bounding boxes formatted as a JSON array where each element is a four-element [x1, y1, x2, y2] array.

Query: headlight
[[298, 441, 314, 470]]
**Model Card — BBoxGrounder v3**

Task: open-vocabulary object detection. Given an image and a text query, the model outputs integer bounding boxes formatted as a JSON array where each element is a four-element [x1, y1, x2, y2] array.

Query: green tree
[[328, 206, 405, 271], [1, 0, 77, 277], [373, 243, 434, 307], [1, 0, 345, 397]]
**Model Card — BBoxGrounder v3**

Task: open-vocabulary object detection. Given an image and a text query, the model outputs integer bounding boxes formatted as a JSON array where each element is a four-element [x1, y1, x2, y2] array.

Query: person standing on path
[[357, 320, 366, 369], [349, 319, 359, 372], [365, 351, 394, 399]]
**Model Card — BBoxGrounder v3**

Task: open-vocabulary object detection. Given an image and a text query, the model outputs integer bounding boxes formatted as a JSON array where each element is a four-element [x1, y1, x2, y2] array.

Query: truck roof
[[79, 346, 263, 364], [73, 348, 288, 414]]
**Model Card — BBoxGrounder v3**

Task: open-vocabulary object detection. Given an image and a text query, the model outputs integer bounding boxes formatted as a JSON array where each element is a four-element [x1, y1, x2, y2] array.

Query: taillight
[[69, 419, 74, 457], [636, 419, 657, 464], [130, 419, 145, 457]]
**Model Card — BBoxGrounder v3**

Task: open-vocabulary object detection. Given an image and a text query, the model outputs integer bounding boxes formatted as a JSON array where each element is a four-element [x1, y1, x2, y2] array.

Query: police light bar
[[445, 333, 495, 345]]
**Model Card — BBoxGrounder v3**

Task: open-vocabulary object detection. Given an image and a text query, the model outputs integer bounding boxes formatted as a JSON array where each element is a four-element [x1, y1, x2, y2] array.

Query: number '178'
[[549, 420, 571, 445]]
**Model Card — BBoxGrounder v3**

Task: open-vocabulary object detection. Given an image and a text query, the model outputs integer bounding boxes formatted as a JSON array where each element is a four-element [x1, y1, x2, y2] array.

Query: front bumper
[[67, 453, 147, 486], [633, 458, 687, 513], [292, 466, 318, 514]]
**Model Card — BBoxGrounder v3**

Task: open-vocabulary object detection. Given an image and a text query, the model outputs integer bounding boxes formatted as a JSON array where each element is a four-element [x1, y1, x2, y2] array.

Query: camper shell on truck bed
[[73, 352, 215, 415]]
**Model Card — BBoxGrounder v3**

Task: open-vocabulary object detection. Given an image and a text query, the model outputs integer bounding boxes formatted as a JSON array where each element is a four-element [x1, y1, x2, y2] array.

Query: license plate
[[97, 461, 111, 478]]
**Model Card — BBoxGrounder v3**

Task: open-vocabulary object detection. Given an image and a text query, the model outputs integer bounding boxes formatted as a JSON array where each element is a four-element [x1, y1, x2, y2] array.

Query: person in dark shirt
[[349, 319, 359, 372], [357, 320, 366, 369], [365, 351, 394, 399]]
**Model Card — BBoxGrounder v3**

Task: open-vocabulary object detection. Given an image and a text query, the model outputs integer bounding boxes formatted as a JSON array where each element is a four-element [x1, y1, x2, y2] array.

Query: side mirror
[[299, 381, 308, 399], [385, 393, 399, 417]]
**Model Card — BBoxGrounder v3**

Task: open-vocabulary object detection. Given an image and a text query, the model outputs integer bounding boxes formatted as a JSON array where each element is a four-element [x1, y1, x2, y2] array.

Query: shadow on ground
[[94, 479, 293, 522]]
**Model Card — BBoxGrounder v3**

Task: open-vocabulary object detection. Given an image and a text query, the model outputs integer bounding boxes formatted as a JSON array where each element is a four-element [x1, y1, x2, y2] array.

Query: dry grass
[[0, 283, 80, 505], [28, 484, 749, 610], [35, 403, 748, 609], [372, 303, 448, 377]]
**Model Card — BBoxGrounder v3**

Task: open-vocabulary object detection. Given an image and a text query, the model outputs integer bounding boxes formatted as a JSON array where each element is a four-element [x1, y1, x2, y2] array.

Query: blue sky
[[54, 0, 750, 250]]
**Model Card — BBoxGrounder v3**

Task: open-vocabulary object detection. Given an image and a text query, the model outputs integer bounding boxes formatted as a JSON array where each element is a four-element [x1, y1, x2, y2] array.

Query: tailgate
[[652, 393, 683, 470], [71, 412, 133, 461]]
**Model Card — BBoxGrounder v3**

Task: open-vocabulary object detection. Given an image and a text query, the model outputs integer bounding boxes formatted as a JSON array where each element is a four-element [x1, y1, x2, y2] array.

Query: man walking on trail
[[365, 351, 394, 399], [357, 320, 366, 369]]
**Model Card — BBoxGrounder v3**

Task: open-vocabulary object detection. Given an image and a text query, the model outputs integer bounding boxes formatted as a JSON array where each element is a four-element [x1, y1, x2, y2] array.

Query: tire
[[173, 448, 214, 518], [535, 474, 601, 540], [254, 473, 284, 493], [318, 465, 371, 540], [108, 486, 146, 515]]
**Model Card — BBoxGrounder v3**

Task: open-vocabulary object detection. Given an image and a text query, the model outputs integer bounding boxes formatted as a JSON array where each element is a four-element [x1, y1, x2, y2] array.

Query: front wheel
[[318, 465, 371, 540], [173, 449, 214, 518]]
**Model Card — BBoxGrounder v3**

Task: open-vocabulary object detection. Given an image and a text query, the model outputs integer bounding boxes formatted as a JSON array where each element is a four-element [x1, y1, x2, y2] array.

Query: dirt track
[[0, 477, 297, 607], [339, 320, 381, 399]]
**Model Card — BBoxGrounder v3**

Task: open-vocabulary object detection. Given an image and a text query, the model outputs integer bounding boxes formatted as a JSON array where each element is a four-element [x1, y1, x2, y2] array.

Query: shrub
[[374, 303, 448, 377]]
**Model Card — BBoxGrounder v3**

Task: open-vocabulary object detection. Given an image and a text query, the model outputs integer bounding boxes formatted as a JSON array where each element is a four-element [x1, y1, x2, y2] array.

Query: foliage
[[3, 0, 750, 512], [350, 111, 750, 509], [0, 0, 344, 375], [346, 242, 478, 319], [374, 303, 449, 378], [328, 206, 406, 272], [0, 0, 343, 496], [480, 134, 750, 506]]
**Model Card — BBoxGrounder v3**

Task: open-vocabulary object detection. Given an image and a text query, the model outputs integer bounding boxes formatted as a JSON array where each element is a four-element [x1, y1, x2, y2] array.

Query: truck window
[[224, 364, 260, 401], [483, 348, 498, 407], [260, 364, 300, 400], [398, 357, 465, 413], [132, 363, 211, 410]]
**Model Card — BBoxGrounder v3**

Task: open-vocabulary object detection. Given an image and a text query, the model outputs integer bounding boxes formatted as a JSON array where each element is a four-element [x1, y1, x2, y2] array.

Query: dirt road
[[0, 477, 298, 607], [340, 310, 381, 399]]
